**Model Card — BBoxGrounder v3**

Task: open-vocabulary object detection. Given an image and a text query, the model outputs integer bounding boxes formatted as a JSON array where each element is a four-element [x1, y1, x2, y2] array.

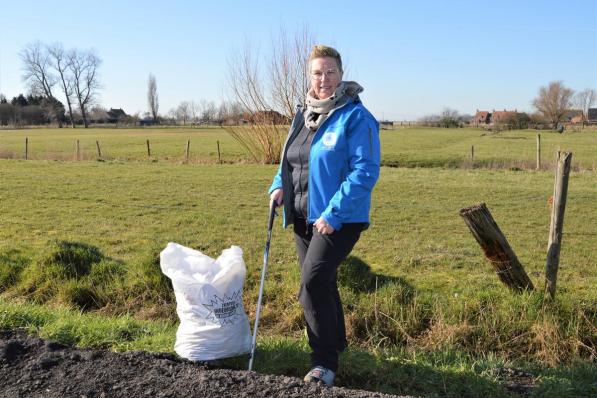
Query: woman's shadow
[[338, 255, 414, 298]]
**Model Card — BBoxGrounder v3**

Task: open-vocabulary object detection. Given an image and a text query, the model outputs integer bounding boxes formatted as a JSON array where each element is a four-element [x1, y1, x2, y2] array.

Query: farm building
[[492, 109, 518, 124], [588, 108, 597, 124], [106, 108, 128, 123], [472, 110, 491, 125], [472, 109, 528, 128], [245, 110, 289, 125]]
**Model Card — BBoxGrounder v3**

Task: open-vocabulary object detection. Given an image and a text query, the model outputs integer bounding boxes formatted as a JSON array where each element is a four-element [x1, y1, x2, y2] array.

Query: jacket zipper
[[297, 128, 312, 220]]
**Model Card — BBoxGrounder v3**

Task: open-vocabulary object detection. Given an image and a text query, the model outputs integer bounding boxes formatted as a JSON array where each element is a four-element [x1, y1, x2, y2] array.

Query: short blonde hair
[[309, 45, 343, 73]]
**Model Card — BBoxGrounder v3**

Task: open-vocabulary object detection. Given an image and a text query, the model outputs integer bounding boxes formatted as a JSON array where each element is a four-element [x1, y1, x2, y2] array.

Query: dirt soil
[[0, 329, 407, 398]]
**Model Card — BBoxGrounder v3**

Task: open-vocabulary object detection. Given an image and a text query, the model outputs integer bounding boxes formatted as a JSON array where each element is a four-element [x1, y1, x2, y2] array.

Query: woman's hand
[[314, 217, 335, 235], [270, 189, 284, 207]]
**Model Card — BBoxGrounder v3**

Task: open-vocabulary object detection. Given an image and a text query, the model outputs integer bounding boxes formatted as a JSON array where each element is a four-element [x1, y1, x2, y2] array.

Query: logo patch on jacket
[[321, 132, 338, 149]]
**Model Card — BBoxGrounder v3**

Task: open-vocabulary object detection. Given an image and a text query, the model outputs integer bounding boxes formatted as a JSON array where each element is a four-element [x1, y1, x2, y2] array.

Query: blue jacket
[[268, 99, 380, 230]]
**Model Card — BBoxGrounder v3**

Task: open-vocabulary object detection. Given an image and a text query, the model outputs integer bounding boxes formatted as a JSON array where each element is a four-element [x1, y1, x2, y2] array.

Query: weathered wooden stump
[[545, 151, 572, 299], [460, 203, 534, 292]]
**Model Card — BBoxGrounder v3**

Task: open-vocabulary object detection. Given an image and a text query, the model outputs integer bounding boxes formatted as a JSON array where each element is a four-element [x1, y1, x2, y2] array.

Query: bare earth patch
[[0, 330, 405, 397]]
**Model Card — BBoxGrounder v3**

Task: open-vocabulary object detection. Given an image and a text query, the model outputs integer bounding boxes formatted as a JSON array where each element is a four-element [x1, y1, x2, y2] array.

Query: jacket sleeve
[[268, 163, 283, 194], [320, 111, 381, 230]]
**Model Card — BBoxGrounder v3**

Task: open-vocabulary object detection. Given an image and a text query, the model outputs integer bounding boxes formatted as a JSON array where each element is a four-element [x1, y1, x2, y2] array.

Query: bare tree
[[226, 27, 315, 163], [175, 101, 192, 125], [200, 100, 217, 124], [20, 42, 65, 126], [190, 100, 200, 125], [68, 49, 101, 128], [532, 81, 574, 129], [47, 43, 76, 128], [270, 26, 314, 120], [166, 108, 177, 125], [217, 101, 229, 123], [440, 108, 460, 128], [148, 73, 159, 123], [574, 88, 596, 126], [20, 42, 55, 98]]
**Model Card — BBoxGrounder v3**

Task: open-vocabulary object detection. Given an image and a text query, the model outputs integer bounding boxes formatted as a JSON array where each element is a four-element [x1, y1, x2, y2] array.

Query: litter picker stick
[[248, 199, 277, 371]]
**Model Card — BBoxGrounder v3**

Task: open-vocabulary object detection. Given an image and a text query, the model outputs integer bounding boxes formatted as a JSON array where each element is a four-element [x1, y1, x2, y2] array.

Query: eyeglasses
[[310, 69, 339, 80]]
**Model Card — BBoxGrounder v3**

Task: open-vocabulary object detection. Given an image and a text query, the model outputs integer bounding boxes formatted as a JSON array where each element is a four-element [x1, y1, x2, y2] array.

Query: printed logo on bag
[[321, 132, 337, 150], [202, 290, 244, 325]]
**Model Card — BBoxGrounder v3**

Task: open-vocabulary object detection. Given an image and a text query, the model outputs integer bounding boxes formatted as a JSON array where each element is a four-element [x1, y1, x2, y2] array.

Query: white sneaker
[[304, 366, 335, 386]]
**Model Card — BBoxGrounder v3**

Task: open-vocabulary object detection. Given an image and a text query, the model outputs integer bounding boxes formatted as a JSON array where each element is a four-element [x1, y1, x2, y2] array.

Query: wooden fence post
[[186, 139, 190, 163], [96, 140, 102, 158], [470, 145, 475, 165], [146, 139, 151, 157], [76, 140, 80, 161], [25, 137, 28, 160], [545, 151, 572, 299], [536, 134, 541, 170], [217, 140, 221, 164], [460, 203, 534, 292]]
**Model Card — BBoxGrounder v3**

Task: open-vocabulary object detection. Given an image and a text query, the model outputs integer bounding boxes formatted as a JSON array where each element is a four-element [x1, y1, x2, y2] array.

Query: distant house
[[472, 108, 529, 128], [106, 108, 128, 123], [492, 109, 518, 124], [246, 110, 289, 125], [560, 109, 582, 124], [587, 108, 597, 124], [570, 114, 583, 124], [472, 110, 491, 125]]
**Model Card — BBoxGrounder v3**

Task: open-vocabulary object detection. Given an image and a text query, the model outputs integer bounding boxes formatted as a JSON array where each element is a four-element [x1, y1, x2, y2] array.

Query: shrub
[[0, 249, 29, 292], [125, 243, 174, 306], [39, 241, 103, 279], [14, 241, 106, 306], [89, 259, 126, 285], [57, 280, 103, 311]]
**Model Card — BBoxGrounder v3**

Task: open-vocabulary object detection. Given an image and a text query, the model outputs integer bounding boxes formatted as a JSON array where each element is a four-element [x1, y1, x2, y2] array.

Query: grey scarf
[[304, 81, 364, 131]]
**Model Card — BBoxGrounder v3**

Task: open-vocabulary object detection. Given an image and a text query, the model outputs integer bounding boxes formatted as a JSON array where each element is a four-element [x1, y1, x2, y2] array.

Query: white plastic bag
[[160, 242, 251, 361]]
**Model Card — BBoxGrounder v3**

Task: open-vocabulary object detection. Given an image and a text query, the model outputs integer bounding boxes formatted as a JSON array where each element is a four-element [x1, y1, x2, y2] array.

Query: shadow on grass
[[232, 338, 513, 398], [338, 255, 414, 297]]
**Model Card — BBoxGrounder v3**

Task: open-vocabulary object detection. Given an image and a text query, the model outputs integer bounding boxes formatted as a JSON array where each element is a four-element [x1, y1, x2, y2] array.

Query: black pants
[[293, 218, 364, 372]]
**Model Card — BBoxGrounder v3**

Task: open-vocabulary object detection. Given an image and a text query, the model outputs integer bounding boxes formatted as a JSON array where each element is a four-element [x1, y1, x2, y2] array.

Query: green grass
[[0, 127, 595, 396], [379, 127, 597, 170], [0, 126, 247, 163], [1, 126, 596, 169], [1, 299, 595, 397]]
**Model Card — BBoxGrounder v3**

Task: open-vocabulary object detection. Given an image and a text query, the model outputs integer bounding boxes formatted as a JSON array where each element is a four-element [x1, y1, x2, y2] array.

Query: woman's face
[[310, 57, 342, 100]]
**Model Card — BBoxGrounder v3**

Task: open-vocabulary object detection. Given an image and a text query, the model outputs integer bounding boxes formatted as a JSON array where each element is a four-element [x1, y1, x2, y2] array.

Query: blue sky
[[1, 0, 595, 120]]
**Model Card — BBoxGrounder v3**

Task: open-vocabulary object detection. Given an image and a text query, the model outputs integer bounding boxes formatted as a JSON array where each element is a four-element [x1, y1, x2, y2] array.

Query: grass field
[[1, 126, 596, 169], [0, 127, 596, 396]]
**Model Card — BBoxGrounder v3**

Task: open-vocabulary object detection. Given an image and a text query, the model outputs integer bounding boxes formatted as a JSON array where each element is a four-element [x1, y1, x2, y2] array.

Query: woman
[[268, 45, 380, 386]]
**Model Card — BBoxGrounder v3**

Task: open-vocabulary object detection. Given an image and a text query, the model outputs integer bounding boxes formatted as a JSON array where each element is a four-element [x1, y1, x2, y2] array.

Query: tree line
[[418, 82, 596, 130], [2, 37, 594, 135], [18, 42, 101, 128]]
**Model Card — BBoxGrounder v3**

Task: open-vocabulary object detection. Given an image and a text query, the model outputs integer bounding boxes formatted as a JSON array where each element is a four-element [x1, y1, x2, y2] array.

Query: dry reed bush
[[345, 288, 432, 348], [417, 318, 476, 352], [224, 123, 286, 164], [275, 304, 305, 335], [0, 150, 18, 159], [531, 317, 569, 366], [134, 303, 177, 323]]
